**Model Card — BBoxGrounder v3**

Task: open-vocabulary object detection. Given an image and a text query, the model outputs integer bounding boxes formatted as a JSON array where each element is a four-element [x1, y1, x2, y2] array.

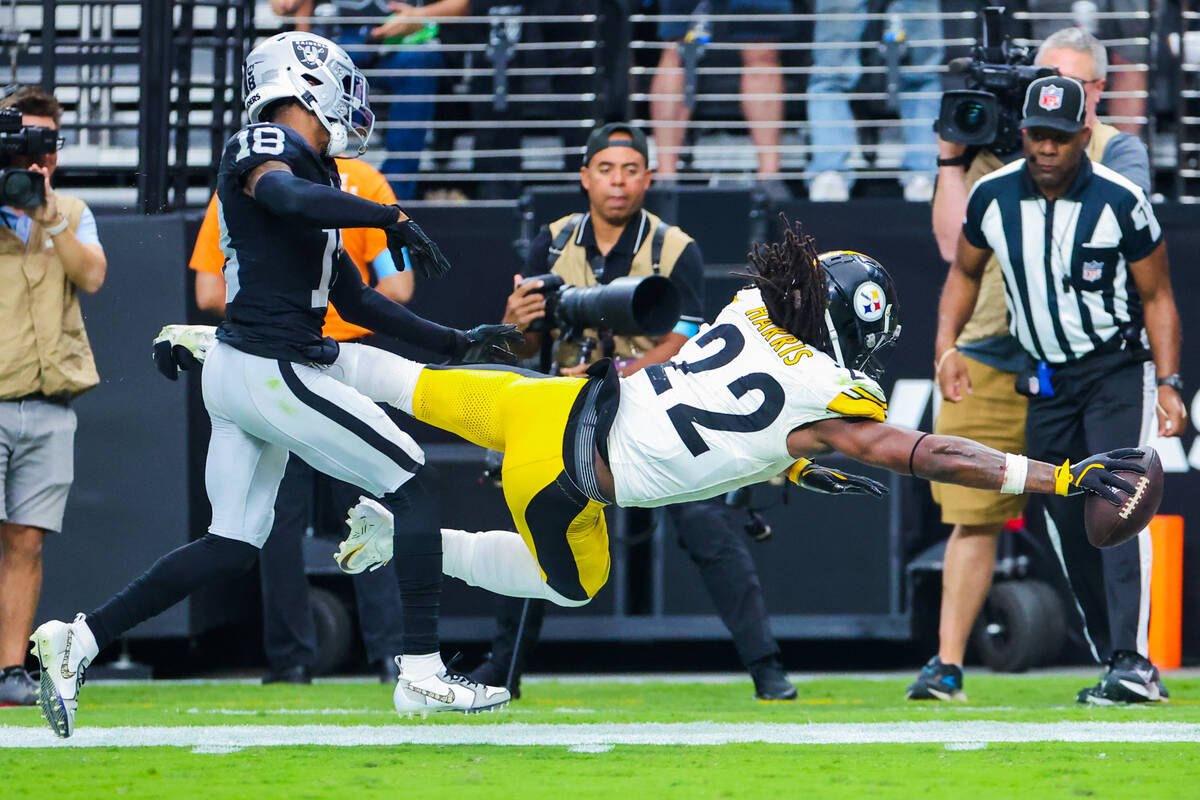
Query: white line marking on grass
[[2, 721, 1199, 749], [184, 708, 389, 716]]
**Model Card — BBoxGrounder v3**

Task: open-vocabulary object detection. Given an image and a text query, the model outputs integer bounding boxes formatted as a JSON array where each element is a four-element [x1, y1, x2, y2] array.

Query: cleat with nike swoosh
[[334, 497, 395, 575], [1076, 650, 1168, 705], [29, 614, 98, 738], [393, 659, 510, 716]]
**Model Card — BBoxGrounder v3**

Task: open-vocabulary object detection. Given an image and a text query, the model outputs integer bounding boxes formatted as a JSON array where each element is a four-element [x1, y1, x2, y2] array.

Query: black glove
[[384, 215, 452, 279], [152, 340, 202, 381], [790, 460, 889, 498], [456, 324, 525, 365], [1055, 448, 1144, 505]]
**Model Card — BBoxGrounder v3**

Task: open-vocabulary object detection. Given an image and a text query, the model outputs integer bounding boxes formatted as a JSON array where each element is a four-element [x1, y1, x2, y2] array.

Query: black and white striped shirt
[[962, 156, 1162, 364]]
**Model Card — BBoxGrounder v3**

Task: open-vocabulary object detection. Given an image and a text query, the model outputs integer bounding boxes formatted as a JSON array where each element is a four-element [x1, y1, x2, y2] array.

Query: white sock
[[400, 652, 444, 680], [73, 615, 99, 663], [441, 528, 590, 608]]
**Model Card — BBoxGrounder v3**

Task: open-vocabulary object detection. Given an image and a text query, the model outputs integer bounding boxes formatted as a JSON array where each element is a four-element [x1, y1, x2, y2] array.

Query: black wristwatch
[[937, 154, 971, 168], [1157, 374, 1184, 392]]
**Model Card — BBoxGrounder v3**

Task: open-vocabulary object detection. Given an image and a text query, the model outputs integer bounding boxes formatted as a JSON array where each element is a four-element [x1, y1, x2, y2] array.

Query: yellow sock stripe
[[1054, 459, 1073, 496]]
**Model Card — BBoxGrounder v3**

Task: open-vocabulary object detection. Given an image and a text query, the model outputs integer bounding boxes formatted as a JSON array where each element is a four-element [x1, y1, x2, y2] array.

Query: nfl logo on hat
[[1039, 85, 1063, 111]]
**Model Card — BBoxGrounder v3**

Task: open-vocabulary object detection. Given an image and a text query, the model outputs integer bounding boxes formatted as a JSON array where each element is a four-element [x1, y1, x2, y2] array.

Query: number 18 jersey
[[606, 287, 888, 507]]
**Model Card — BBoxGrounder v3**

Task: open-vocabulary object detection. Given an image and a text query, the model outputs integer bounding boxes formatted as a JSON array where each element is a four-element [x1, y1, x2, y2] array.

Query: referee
[[935, 76, 1186, 704]]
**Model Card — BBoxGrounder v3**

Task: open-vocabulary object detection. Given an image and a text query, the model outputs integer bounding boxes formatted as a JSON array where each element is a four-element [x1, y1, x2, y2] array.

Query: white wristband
[[1000, 453, 1029, 495], [43, 216, 68, 236]]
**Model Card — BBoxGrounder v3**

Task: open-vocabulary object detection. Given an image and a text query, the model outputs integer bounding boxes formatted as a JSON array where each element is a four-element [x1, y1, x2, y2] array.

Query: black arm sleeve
[[328, 249, 464, 357], [254, 169, 400, 230], [670, 241, 706, 324]]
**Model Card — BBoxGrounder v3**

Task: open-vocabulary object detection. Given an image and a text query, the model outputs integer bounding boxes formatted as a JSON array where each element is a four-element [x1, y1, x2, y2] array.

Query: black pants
[[260, 457, 405, 669], [482, 497, 780, 680], [1024, 349, 1154, 660]]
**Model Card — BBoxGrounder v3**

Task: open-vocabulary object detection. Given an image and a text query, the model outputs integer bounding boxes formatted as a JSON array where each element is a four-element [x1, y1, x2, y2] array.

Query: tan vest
[[546, 209, 693, 366], [957, 122, 1123, 345], [0, 193, 101, 399]]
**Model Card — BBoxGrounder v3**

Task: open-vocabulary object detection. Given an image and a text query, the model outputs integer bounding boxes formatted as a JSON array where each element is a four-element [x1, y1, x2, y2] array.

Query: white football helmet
[[243, 32, 374, 157]]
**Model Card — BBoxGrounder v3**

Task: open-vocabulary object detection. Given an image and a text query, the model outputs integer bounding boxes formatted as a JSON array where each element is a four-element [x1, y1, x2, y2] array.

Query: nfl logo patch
[[1039, 85, 1063, 111], [1081, 260, 1103, 282]]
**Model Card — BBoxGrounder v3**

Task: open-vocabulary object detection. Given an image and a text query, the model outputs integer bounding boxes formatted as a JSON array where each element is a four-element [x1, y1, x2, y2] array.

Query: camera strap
[[649, 219, 668, 275], [546, 213, 584, 271]]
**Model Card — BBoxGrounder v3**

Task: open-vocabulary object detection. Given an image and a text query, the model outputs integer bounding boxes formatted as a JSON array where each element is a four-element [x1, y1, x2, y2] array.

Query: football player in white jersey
[[155, 221, 1147, 613]]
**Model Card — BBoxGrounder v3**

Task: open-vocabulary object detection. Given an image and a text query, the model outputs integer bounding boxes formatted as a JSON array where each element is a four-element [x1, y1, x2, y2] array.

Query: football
[[1084, 448, 1164, 548]]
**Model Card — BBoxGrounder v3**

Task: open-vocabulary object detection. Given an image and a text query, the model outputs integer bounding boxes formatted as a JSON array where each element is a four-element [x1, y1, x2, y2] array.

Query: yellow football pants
[[410, 366, 610, 602]]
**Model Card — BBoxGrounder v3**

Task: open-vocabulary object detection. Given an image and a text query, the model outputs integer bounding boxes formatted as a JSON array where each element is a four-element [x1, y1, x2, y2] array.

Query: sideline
[[2, 720, 1198, 748]]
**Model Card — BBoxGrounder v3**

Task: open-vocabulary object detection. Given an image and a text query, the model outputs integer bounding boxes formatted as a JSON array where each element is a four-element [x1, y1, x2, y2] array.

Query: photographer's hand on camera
[[501, 274, 547, 358], [25, 164, 106, 294], [932, 137, 974, 263]]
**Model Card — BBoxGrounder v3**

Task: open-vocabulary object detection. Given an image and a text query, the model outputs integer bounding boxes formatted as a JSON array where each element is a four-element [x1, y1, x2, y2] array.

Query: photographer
[[0, 87, 106, 705], [473, 123, 796, 701], [910, 27, 1154, 703]]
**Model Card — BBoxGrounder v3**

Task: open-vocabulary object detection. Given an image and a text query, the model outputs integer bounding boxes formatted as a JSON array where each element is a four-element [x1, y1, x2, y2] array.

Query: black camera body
[[519, 272, 682, 338], [936, 6, 1056, 157], [0, 107, 60, 209]]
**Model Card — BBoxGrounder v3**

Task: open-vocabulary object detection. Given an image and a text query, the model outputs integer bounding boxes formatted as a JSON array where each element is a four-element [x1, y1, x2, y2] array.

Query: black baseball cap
[[582, 122, 650, 168], [1020, 76, 1086, 134]]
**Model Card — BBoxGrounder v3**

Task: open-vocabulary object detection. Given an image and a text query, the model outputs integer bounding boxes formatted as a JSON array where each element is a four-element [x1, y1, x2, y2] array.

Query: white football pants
[[202, 341, 425, 547]]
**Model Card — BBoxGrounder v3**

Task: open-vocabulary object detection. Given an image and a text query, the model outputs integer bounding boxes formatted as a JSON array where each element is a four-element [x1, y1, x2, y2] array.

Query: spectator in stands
[[1026, 0, 1148, 135], [0, 88, 106, 706], [271, 0, 468, 199], [650, 0, 790, 199], [909, 28, 1154, 703], [190, 157, 413, 684], [469, 123, 797, 702], [806, 0, 943, 202]]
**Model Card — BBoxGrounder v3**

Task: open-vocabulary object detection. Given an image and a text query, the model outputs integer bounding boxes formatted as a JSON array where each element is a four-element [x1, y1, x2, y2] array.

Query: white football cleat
[[154, 324, 217, 363], [29, 614, 98, 738], [334, 496, 395, 574], [393, 660, 511, 716]]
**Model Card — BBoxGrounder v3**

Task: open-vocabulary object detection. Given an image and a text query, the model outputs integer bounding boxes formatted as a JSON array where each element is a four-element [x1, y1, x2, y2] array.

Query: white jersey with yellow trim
[[607, 287, 888, 507]]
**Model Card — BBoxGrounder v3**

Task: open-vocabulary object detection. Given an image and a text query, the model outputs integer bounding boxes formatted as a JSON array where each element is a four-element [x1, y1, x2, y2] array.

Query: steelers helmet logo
[[292, 40, 329, 69], [853, 281, 886, 323]]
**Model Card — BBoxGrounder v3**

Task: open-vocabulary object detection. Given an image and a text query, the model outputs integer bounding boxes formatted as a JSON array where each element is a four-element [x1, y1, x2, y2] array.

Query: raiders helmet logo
[[293, 40, 329, 69], [1038, 85, 1063, 111]]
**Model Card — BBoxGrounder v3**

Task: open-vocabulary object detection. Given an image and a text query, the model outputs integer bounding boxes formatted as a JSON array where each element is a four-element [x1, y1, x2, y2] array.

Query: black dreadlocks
[[741, 216, 829, 350]]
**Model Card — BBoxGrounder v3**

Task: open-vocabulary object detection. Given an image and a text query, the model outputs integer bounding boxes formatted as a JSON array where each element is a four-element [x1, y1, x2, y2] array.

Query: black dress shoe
[[748, 656, 797, 701], [379, 656, 401, 684], [262, 664, 312, 685], [469, 657, 521, 700]]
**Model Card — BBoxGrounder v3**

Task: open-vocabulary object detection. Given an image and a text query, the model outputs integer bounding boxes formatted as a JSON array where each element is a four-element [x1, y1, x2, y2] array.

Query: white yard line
[[1, 721, 1198, 748]]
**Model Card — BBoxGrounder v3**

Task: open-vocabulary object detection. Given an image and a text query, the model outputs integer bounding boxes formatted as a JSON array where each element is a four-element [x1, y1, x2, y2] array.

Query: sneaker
[[808, 170, 850, 202], [393, 659, 511, 716], [1076, 650, 1168, 705], [902, 173, 934, 202], [906, 656, 967, 701], [334, 497, 394, 574], [0, 666, 37, 707], [29, 614, 98, 738], [748, 656, 797, 701]]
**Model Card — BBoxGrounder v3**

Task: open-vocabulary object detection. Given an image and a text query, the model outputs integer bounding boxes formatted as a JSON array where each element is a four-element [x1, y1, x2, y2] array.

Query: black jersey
[[215, 123, 343, 364]]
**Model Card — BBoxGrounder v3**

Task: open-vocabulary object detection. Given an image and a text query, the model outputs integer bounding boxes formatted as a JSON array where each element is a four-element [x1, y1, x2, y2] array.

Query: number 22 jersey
[[606, 287, 889, 507]]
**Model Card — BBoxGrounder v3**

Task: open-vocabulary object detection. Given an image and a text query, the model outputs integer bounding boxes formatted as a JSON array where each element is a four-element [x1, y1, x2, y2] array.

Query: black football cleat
[[262, 664, 312, 685], [749, 656, 797, 701], [906, 656, 967, 701], [1076, 650, 1168, 705]]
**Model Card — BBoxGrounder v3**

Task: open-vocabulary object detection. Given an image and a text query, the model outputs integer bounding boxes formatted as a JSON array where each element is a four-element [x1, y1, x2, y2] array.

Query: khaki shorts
[[929, 355, 1028, 526]]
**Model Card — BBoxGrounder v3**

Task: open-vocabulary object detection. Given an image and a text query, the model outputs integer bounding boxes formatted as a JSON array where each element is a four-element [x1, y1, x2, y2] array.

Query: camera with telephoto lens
[[0, 107, 61, 208], [936, 6, 1056, 157], [519, 272, 682, 337]]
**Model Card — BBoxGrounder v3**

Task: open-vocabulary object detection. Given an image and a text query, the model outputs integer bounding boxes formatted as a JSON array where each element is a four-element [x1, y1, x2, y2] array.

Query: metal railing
[[0, 2, 1189, 207]]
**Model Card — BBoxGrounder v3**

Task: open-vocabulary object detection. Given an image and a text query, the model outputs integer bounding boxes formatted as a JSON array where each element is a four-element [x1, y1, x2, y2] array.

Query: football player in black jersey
[[29, 32, 519, 738]]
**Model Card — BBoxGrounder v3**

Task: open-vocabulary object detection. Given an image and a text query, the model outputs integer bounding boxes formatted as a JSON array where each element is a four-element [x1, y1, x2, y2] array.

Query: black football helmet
[[819, 250, 901, 380]]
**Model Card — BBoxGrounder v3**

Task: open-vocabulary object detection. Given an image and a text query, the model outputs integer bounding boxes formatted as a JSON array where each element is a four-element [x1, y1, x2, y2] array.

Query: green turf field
[[2, 674, 1197, 799]]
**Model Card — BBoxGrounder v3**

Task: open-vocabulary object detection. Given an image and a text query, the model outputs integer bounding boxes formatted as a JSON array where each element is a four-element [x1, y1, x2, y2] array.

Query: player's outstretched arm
[[327, 250, 521, 363], [787, 418, 1143, 505]]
